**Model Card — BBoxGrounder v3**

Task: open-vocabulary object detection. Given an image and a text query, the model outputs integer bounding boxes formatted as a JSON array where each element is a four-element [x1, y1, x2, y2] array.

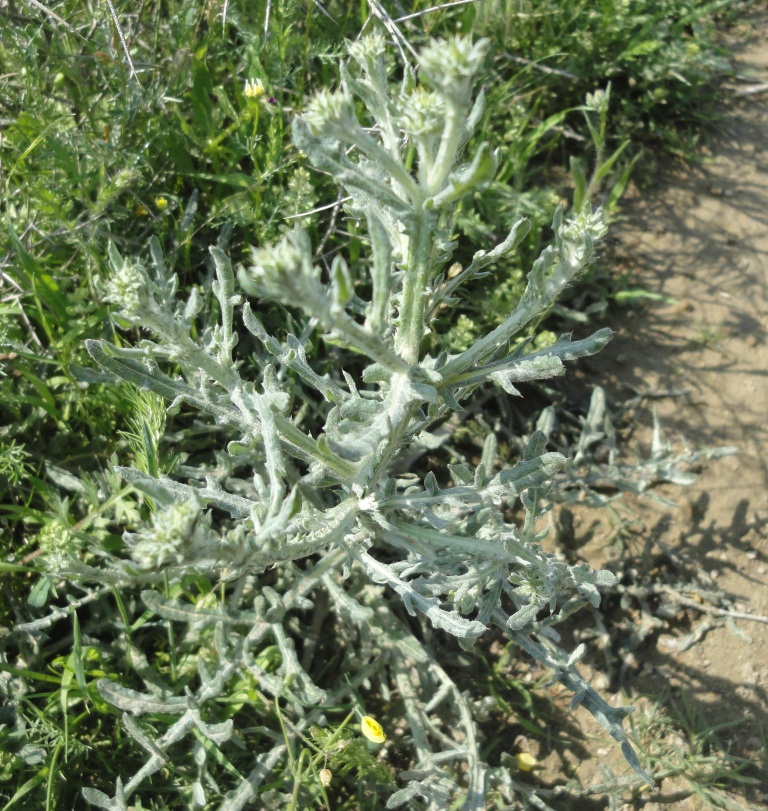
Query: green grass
[[625, 693, 762, 809], [0, 0, 753, 807]]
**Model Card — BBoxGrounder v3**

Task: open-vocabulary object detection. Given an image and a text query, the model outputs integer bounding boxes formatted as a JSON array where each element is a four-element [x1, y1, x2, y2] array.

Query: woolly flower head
[[250, 228, 308, 276], [584, 87, 609, 116], [560, 207, 607, 242], [557, 208, 608, 270], [418, 36, 489, 93], [348, 32, 387, 71], [509, 545, 574, 605], [239, 228, 320, 306], [103, 254, 150, 319], [303, 89, 358, 139], [127, 495, 213, 570], [398, 88, 444, 137]]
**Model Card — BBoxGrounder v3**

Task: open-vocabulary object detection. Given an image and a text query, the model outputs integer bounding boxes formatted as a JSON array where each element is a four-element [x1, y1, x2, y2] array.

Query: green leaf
[[27, 576, 52, 608], [190, 60, 215, 137], [570, 155, 588, 212], [427, 143, 498, 209]]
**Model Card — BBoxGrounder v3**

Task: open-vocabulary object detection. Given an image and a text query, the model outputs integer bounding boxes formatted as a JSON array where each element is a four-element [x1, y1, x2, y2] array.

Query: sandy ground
[[529, 9, 768, 809]]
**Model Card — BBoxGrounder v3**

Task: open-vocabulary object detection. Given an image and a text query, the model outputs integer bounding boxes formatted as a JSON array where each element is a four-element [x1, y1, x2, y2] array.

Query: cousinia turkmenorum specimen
[[86, 33, 653, 811]]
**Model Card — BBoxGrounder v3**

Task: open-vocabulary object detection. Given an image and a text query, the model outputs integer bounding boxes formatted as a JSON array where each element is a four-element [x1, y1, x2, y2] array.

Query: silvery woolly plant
[[82, 34, 653, 810]]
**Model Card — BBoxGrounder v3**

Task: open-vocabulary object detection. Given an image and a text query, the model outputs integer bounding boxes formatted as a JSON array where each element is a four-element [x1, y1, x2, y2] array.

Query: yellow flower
[[155, 196, 168, 211], [515, 752, 537, 772], [244, 78, 265, 100], [360, 715, 386, 744]]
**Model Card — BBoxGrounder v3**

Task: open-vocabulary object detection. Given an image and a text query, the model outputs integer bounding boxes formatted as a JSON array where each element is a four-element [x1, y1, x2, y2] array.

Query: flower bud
[[398, 88, 444, 137], [360, 715, 386, 744]]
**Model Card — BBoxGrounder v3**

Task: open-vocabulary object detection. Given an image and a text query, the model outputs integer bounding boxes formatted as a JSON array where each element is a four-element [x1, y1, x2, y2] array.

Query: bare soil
[[525, 9, 768, 809]]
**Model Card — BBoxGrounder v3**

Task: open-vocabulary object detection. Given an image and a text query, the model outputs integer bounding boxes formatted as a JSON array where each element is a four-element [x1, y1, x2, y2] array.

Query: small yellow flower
[[133, 204, 149, 218], [515, 752, 537, 772], [360, 715, 386, 744], [244, 78, 265, 100], [155, 196, 168, 211], [319, 767, 332, 787]]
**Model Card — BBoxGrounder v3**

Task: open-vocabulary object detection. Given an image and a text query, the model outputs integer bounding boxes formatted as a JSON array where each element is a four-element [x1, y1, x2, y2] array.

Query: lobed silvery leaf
[[97, 680, 189, 716], [242, 304, 346, 402]]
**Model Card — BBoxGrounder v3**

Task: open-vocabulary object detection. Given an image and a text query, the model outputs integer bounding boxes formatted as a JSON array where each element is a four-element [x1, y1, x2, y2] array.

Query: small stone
[[594, 673, 610, 690]]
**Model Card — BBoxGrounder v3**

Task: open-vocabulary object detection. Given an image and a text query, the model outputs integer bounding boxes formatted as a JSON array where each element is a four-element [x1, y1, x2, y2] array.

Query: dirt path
[[544, 10, 768, 807]]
